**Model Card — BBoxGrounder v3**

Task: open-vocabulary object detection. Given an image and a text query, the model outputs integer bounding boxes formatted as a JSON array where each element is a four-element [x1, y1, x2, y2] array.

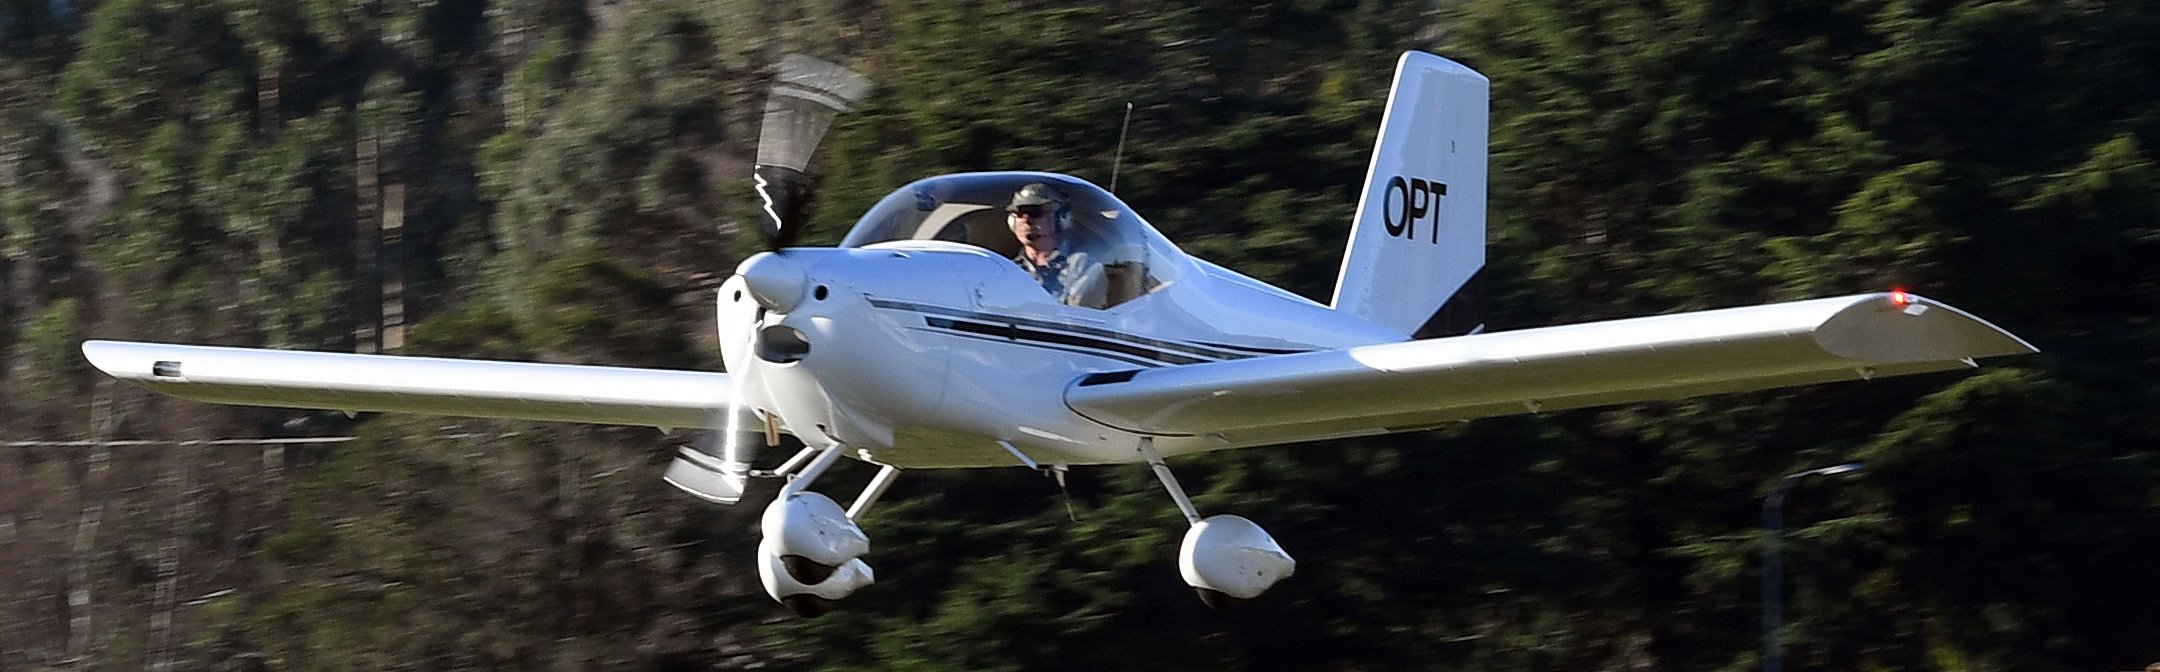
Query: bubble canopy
[[838, 172, 1185, 309]]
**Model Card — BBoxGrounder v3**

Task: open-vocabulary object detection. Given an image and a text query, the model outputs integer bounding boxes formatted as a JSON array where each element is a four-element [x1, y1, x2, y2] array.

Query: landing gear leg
[[757, 442, 901, 617], [1139, 438, 1203, 525], [1138, 438, 1296, 609]]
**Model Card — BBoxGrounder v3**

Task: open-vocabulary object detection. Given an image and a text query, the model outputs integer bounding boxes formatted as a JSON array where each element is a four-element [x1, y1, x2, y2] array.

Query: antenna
[[1110, 101, 1133, 192]]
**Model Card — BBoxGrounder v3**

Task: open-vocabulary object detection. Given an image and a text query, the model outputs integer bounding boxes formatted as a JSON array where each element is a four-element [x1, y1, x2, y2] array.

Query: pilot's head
[[1007, 182, 1067, 258]]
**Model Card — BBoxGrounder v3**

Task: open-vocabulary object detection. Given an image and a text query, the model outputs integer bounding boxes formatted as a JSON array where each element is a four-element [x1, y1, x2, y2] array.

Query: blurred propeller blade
[[753, 54, 873, 250], [663, 417, 755, 504], [753, 165, 817, 249], [664, 327, 765, 505]]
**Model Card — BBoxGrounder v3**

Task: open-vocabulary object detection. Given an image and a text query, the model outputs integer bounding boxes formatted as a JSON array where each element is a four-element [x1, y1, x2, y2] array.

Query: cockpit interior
[[839, 173, 1184, 310]]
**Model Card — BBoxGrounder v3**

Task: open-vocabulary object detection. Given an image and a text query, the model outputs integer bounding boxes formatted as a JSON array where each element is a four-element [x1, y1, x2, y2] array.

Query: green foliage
[[518, 251, 699, 367], [95, 121, 212, 282], [485, 0, 739, 285], [2, 124, 67, 259], [16, 297, 83, 398], [402, 299, 533, 360], [56, 0, 243, 155], [219, 418, 769, 670], [1447, 0, 2160, 668]]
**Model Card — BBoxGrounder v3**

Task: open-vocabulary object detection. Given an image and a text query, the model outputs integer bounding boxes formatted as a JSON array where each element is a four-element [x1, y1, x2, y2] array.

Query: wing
[[82, 341, 733, 430], [1066, 293, 2037, 447]]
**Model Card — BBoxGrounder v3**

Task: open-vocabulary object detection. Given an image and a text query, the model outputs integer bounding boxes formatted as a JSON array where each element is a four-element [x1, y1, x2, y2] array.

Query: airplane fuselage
[[717, 240, 1401, 469]]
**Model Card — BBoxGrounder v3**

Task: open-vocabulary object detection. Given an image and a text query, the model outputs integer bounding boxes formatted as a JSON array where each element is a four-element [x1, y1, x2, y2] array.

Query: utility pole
[[1764, 462, 1865, 672]]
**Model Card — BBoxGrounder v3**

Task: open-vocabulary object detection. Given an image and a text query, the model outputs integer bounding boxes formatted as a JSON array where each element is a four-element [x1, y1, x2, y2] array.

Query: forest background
[[2, 0, 2156, 670]]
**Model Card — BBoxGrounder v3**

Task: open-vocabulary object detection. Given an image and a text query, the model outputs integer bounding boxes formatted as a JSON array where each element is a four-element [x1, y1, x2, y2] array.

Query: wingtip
[[1818, 294, 2039, 363], [79, 339, 133, 377], [1904, 293, 2042, 357]]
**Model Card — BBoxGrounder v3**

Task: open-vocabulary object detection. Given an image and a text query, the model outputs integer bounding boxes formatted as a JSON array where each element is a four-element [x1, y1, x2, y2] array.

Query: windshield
[[839, 173, 1184, 309]]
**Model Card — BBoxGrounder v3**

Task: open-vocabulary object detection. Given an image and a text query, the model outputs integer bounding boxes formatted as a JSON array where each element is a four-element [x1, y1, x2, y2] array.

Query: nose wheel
[[779, 594, 835, 619], [781, 554, 839, 584], [754, 443, 901, 618]]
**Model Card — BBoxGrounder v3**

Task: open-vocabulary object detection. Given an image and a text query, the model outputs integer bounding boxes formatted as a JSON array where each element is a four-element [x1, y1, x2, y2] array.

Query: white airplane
[[79, 52, 2036, 617]]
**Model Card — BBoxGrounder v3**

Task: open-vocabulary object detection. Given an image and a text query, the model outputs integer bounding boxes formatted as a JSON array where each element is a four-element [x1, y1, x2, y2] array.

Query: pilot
[[1007, 182, 1106, 307]]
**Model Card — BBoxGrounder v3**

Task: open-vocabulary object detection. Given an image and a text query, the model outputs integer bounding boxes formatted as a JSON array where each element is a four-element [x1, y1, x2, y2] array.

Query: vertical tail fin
[[1330, 52, 1488, 339]]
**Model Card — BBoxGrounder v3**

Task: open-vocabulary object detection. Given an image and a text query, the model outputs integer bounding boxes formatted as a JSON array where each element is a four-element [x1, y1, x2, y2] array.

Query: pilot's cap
[[1007, 183, 1066, 211]]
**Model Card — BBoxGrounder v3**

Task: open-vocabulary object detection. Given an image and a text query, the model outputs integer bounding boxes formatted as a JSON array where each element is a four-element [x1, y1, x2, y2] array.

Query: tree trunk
[[354, 115, 380, 353], [258, 49, 281, 134], [381, 180, 405, 351], [2, 126, 24, 359], [148, 443, 199, 672], [64, 389, 115, 666]]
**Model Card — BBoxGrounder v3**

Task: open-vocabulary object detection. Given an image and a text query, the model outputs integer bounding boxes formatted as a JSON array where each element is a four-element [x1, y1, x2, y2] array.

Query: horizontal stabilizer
[[82, 341, 734, 430], [1066, 293, 2036, 444]]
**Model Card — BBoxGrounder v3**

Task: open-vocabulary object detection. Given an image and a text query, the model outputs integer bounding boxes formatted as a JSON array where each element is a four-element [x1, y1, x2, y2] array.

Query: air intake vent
[[756, 325, 811, 363], [1078, 370, 1140, 386]]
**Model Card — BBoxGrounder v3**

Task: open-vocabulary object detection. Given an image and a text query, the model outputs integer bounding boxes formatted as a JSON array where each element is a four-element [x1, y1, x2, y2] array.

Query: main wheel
[[1194, 587, 1243, 612]]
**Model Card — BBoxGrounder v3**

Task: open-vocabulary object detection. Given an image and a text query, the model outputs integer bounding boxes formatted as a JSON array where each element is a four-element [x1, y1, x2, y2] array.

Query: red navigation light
[[1890, 290, 1911, 306]]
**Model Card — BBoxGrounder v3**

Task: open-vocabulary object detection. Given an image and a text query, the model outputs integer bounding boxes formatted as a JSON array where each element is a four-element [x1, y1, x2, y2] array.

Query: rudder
[[1329, 52, 1488, 339]]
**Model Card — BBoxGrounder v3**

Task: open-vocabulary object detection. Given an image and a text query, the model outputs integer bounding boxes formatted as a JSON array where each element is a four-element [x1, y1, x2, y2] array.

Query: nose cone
[[736, 252, 809, 313]]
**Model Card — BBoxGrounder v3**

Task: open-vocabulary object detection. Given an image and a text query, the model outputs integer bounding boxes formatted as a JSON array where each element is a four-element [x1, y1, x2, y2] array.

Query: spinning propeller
[[663, 54, 872, 505], [752, 54, 874, 251]]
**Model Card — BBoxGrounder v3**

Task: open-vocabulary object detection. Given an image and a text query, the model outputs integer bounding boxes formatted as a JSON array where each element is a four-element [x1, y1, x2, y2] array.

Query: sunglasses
[[1009, 204, 1051, 217]]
